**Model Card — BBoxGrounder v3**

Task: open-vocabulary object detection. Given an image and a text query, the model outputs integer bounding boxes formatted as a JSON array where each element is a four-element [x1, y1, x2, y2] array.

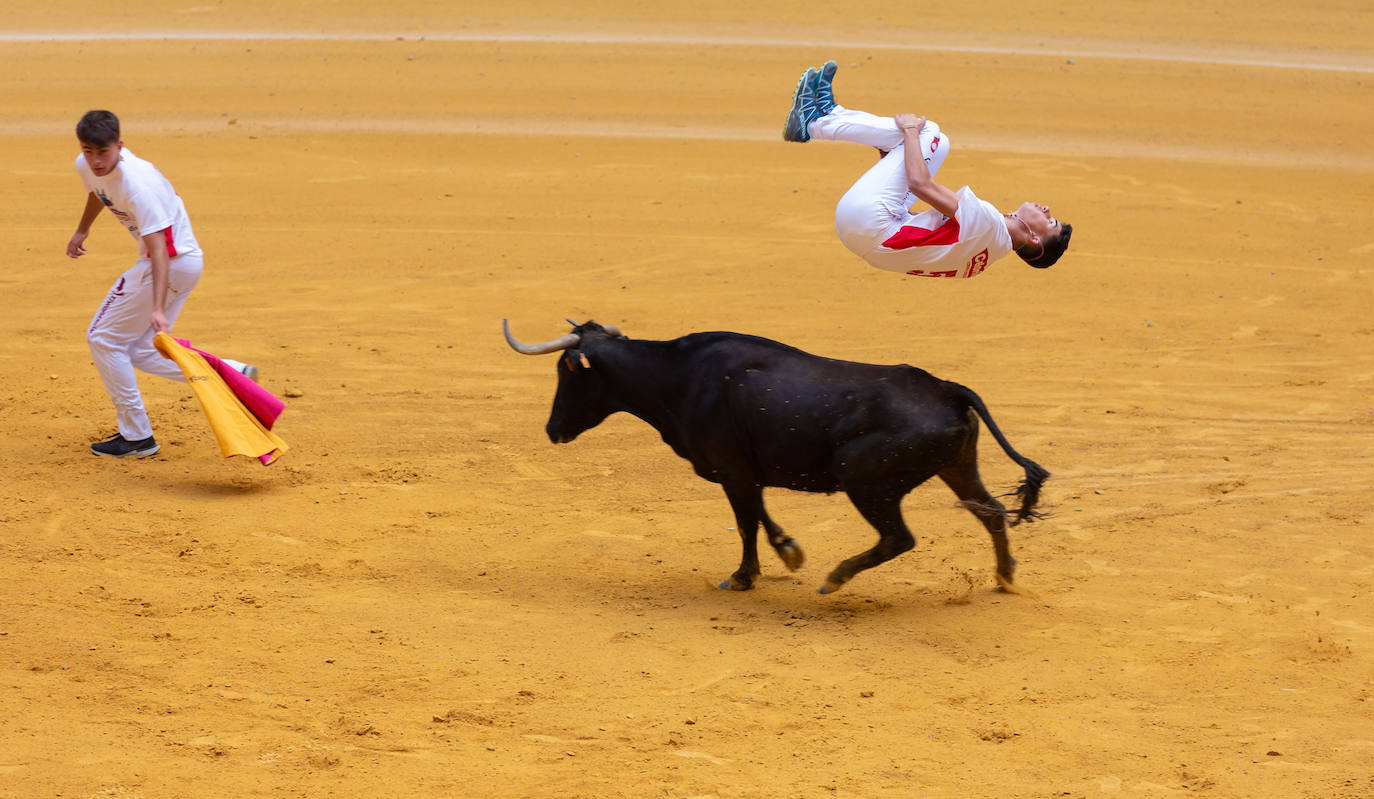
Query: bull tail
[[949, 383, 1049, 525]]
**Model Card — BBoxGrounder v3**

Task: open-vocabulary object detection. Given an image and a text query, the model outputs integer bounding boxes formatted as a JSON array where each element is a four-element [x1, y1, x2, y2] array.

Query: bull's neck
[[602, 340, 693, 451]]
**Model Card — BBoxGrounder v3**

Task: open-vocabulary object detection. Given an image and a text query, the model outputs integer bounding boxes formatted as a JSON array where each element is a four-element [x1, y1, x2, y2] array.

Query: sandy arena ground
[[3, 2, 1373, 797]]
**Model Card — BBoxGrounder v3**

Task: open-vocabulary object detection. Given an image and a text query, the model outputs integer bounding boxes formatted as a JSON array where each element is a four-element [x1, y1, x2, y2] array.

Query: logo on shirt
[[967, 249, 989, 276], [97, 189, 131, 222]]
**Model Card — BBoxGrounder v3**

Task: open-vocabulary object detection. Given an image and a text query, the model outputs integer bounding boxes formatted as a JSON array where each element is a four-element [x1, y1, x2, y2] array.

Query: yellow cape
[[154, 332, 289, 465]]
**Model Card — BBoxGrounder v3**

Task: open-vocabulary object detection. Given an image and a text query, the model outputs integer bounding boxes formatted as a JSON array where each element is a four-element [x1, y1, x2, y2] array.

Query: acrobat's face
[[81, 140, 124, 177], [1014, 202, 1064, 243]]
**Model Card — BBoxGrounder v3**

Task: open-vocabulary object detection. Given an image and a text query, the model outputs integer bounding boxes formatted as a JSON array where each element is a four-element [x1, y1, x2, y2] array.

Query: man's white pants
[[87, 253, 203, 440], [809, 106, 951, 257]]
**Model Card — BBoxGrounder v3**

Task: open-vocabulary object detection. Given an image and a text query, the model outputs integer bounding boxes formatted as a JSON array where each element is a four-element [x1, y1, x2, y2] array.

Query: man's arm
[[66, 192, 105, 258], [895, 113, 959, 219], [142, 229, 172, 332]]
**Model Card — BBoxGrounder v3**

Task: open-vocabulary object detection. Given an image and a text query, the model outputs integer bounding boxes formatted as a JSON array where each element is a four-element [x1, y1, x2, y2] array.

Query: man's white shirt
[[76, 148, 200, 259]]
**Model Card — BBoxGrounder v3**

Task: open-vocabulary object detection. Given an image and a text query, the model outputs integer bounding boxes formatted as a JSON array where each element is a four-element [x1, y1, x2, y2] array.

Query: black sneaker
[[91, 434, 160, 458]]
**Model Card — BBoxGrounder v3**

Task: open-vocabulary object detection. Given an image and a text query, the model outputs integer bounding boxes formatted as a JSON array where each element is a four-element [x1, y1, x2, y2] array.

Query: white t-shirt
[[76, 147, 200, 259], [861, 186, 1013, 279]]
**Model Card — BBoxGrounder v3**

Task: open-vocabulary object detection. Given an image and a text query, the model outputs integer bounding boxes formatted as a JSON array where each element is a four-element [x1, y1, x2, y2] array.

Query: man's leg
[[810, 107, 949, 177], [88, 262, 157, 441], [809, 106, 905, 150]]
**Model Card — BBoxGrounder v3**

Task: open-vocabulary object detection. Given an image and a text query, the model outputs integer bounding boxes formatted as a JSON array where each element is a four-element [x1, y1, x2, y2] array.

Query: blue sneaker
[[814, 60, 839, 116], [782, 67, 819, 142]]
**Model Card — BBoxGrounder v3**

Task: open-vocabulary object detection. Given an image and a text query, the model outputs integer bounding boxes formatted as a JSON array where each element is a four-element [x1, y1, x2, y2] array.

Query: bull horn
[[503, 318, 581, 355], [563, 318, 623, 337]]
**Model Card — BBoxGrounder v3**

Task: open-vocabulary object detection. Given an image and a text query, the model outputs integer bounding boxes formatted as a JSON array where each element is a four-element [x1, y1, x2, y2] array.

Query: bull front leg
[[719, 483, 766, 590], [759, 505, 805, 572]]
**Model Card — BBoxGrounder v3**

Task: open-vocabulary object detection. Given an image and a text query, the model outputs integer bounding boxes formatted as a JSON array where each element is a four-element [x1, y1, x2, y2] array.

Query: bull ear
[[562, 350, 589, 371]]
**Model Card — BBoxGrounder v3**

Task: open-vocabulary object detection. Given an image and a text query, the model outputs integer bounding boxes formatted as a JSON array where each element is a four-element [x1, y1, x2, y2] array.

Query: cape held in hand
[[153, 332, 289, 465]]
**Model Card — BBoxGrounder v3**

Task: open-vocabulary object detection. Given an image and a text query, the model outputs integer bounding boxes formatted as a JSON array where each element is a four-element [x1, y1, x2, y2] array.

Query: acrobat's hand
[[894, 113, 926, 134], [67, 231, 89, 258]]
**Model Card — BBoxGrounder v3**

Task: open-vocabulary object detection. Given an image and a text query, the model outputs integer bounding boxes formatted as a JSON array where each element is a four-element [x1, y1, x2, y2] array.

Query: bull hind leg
[[938, 460, 1017, 590], [820, 486, 916, 594]]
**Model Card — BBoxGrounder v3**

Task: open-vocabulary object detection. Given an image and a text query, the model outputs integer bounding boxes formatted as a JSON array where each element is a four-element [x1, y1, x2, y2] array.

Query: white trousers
[[809, 106, 951, 255], [87, 253, 203, 440]]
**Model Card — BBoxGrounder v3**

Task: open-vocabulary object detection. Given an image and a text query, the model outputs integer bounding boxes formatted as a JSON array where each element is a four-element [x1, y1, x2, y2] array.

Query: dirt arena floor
[[3, 2, 1373, 797]]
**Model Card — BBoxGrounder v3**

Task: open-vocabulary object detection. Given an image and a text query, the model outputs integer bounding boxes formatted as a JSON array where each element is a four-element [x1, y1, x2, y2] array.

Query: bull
[[503, 319, 1049, 595]]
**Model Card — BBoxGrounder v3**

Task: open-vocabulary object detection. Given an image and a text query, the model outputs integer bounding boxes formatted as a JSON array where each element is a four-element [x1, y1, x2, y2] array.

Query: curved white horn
[[503, 318, 581, 355]]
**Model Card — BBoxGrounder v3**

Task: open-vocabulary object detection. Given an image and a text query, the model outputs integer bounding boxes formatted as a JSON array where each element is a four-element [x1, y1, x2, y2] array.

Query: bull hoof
[[718, 576, 754, 591], [995, 574, 1019, 594], [817, 579, 845, 595], [776, 541, 805, 572]]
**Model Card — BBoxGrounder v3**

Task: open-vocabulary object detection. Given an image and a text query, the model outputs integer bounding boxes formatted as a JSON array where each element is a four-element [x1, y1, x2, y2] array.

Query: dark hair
[[1018, 223, 1073, 269], [76, 110, 121, 146]]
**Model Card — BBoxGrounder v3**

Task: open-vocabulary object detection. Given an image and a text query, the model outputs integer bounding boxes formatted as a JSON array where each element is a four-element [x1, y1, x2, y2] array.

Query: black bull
[[504, 319, 1049, 594]]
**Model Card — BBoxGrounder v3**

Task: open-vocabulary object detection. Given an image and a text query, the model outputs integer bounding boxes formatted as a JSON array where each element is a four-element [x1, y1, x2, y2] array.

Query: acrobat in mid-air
[[784, 61, 1072, 279]]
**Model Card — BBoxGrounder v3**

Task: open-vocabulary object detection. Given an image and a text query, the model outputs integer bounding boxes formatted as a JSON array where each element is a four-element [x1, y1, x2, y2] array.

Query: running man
[[67, 110, 257, 458], [783, 62, 1072, 279]]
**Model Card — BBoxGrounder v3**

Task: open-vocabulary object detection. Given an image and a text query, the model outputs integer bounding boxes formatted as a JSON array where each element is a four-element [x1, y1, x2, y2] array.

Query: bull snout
[[546, 421, 580, 444]]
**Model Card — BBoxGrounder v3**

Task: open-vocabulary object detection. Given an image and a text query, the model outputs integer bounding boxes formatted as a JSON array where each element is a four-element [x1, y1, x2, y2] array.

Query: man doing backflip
[[67, 110, 256, 458], [783, 62, 1072, 278]]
